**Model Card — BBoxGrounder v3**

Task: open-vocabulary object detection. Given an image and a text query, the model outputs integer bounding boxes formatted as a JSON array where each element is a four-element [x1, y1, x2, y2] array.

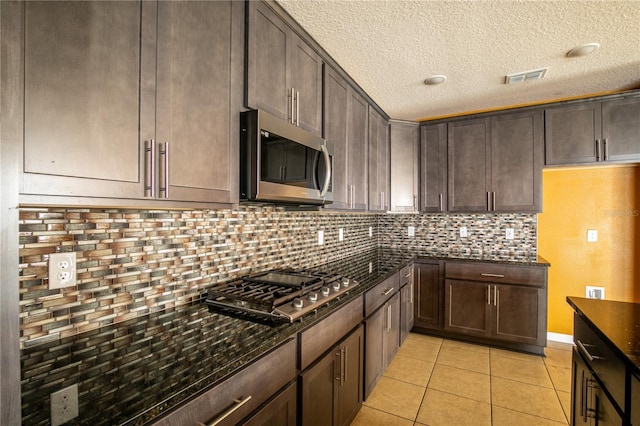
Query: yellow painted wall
[[538, 164, 640, 335]]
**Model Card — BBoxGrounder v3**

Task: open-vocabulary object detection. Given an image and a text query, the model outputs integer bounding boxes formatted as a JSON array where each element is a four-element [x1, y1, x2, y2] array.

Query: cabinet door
[[348, 91, 369, 210], [415, 263, 442, 329], [379, 118, 391, 210], [323, 66, 350, 210], [335, 326, 363, 426], [241, 382, 297, 426], [300, 349, 335, 426], [246, 1, 290, 121], [493, 284, 545, 345], [368, 108, 382, 211], [601, 97, 640, 162], [545, 103, 602, 165], [23, 1, 144, 198], [444, 279, 491, 337], [490, 111, 543, 213], [364, 306, 385, 400], [290, 33, 323, 136], [420, 123, 447, 212], [384, 293, 401, 367], [572, 348, 592, 426], [156, 1, 235, 203], [448, 118, 491, 212], [631, 374, 640, 426], [390, 121, 420, 211]]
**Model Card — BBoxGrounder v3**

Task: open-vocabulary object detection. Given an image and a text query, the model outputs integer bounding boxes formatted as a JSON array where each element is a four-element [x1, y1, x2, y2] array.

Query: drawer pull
[[480, 273, 505, 278], [203, 395, 252, 426], [404, 273, 411, 278], [577, 340, 603, 362], [382, 288, 394, 296]]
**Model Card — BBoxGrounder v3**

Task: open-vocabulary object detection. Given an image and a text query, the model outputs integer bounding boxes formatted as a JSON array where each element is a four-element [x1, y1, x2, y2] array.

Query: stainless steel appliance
[[205, 269, 357, 323], [240, 109, 333, 205]]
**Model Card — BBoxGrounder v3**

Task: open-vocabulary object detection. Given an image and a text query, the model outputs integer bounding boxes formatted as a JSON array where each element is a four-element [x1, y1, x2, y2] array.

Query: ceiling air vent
[[505, 68, 548, 84]]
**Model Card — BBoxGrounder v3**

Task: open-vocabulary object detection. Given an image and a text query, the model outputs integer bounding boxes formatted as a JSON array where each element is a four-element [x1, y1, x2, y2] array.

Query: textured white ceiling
[[277, 0, 640, 121]]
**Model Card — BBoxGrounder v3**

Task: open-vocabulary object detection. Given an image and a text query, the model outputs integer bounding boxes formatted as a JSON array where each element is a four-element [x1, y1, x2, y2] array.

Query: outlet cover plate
[[49, 252, 77, 290], [338, 228, 344, 241], [51, 384, 79, 426], [317, 230, 324, 245], [586, 286, 605, 299], [460, 227, 468, 238], [408, 226, 415, 237], [505, 228, 515, 240], [587, 229, 598, 242]]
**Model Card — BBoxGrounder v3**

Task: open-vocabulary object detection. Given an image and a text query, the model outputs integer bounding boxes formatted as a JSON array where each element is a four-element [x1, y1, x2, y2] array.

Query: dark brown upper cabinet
[[368, 108, 390, 212], [447, 110, 543, 213], [19, 1, 241, 206], [323, 65, 368, 210], [420, 123, 448, 213], [246, 1, 323, 137], [390, 121, 420, 212], [545, 96, 640, 165]]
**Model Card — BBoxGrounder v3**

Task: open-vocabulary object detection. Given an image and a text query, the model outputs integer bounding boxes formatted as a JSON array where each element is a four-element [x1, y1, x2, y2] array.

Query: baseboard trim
[[547, 332, 574, 344]]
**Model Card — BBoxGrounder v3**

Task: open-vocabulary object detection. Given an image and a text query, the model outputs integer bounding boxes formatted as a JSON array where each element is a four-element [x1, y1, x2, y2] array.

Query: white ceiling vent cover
[[505, 68, 548, 84]]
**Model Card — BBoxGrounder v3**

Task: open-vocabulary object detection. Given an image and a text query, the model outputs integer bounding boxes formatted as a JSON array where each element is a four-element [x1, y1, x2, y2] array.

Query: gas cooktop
[[205, 269, 358, 323]]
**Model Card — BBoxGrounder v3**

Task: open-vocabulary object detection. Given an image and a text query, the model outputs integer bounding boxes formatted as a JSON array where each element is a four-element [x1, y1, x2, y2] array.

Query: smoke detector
[[505, 68, 548, 84]]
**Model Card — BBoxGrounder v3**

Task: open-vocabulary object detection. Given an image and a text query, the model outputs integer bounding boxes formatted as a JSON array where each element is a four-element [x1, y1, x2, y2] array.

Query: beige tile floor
[[351, 333, 573, 426]]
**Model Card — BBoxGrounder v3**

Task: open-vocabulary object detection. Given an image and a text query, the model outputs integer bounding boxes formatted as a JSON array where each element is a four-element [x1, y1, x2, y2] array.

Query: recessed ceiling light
[[424, 75, 447, 85], [566, 43, 600, 58]]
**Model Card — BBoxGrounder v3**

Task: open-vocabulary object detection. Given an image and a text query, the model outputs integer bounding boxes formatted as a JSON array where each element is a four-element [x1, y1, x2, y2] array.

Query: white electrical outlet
[[587, 229, 598, 242], [505, 228, 515, 240], [459, 227, 468, 238], [317, 230, 324, 245], [368, 262, 373, 273], [586, 286, 605, 300], [408, 226, 415, 237], [369, 226, 373, 237], [338, 228, 344, 241], [51, 384, 79, 426], [49, 252, 77, 289]]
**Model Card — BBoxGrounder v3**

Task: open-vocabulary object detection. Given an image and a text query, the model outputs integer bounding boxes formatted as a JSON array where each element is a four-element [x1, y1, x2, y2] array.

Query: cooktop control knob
[[308, 292, 318, 303], [321, 286, 330, 297], [292, 298, 304, 309], [342, 278, 350, 288]]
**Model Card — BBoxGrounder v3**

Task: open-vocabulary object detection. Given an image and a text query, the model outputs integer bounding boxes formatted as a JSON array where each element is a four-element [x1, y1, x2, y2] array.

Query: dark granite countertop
[[415, 253, 550, 267], [567, 296, 640, 373], [21, 247, 546, 425]]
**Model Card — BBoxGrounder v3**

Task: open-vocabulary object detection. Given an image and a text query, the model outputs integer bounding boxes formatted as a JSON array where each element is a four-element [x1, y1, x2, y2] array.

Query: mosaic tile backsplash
[[18, 206, 536, 347]]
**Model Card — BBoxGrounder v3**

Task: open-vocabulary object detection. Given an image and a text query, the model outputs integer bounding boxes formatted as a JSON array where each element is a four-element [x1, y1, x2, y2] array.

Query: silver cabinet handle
[[290, 87, 295, 124], [439, 193, 443, 212], [577, 340, 603, 362], [492, 192, 496, 211], [343, 346, 348, 385], [595, 139, 601, 161], [494, 285, 498, 307], [404, 273, 411, 278], [320, 144, 331, 197], [603, 138, 609, 161], [481, 273, 505, 278], [382, 287, 394, 296], [335, 349, 343, 383], [144, 140, 156, 198], [487, 284, 491, 305], [410, 282, 413, 304], [203, 395, 252, 426], [296, 90, 300, 126], [487, 192, 491, 211], [413, 194, 417, 210], [387, 304, 392, 332], [158, 142, 169, 199]]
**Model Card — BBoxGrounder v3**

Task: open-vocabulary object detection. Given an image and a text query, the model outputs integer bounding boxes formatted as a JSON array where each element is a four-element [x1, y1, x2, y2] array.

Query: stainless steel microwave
[[240, 110, 333, 205]]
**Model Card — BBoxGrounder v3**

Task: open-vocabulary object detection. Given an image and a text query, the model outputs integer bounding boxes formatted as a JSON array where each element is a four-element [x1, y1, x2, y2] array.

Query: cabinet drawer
[[299, 296, 363, 371], [364, 273, 400, 317], [574, 314, 626, 411], [153, 338, 297, 426], [445, 262, 546, 287]]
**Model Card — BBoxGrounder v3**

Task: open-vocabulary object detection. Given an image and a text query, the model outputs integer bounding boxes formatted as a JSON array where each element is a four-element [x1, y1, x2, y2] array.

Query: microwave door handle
[[320, 144, 331, 197]]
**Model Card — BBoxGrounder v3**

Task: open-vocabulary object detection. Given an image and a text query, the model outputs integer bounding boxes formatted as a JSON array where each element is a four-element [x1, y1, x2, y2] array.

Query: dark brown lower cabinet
[[414, 261, 444, 330], [571, 347, 623, 426], [300, 325, 363, 426], [364, 292, 400, 399], [444, 279, 546, 346], [632, 374, 640, 425], [399, 264, 415, 345], [241, 382, 297, 426]]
